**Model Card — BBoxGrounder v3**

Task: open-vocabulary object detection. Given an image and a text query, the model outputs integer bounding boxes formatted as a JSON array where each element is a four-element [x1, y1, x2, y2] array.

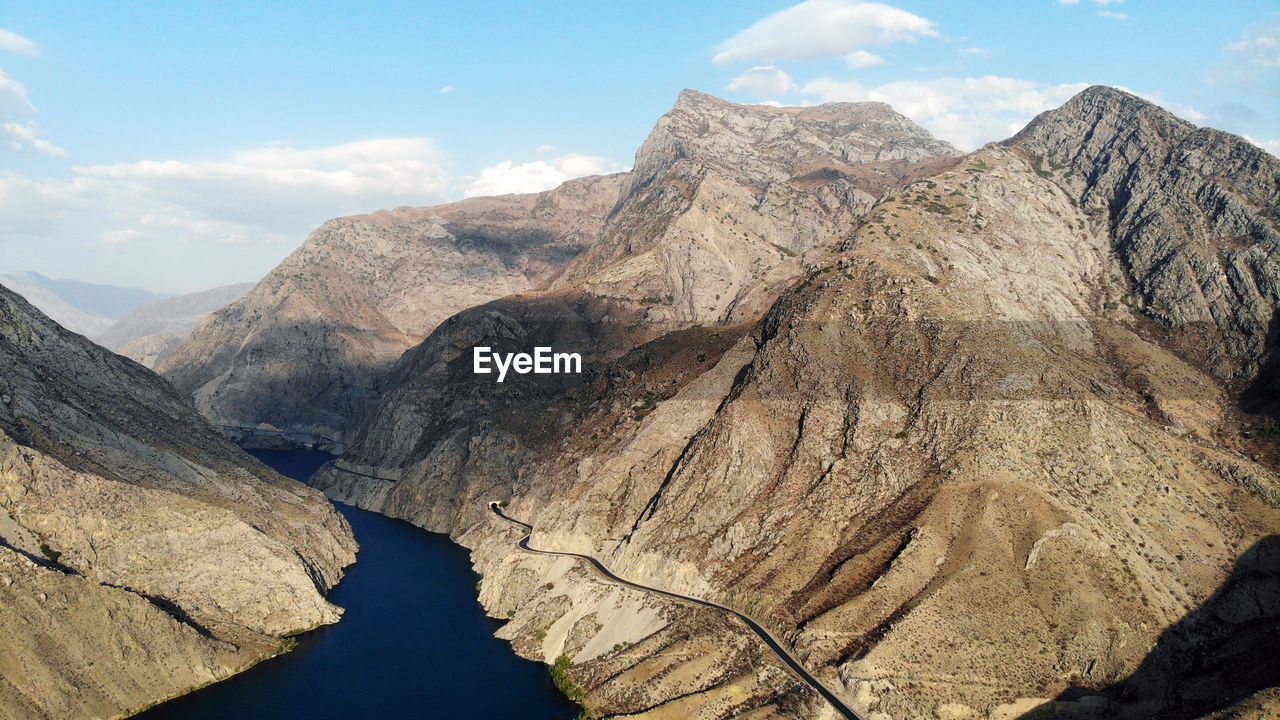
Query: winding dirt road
[[488, 501, 863, 720]]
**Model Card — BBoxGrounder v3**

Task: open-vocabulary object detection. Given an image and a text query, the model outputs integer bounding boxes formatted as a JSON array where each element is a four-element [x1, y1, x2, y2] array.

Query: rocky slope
[[553, 89, 960, 326], [0, 283, 357, 720], [159, 92, 959, 450], [96, 282, 255, 368], [316, 87, 1280, 720], [158, 174, 625, 447], [1009, 85, 1280, 388]]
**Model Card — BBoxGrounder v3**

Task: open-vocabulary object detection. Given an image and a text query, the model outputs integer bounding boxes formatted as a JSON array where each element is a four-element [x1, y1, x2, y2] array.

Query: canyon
[[306, 87, 1280, 719], [3, 85, 1276, 720]]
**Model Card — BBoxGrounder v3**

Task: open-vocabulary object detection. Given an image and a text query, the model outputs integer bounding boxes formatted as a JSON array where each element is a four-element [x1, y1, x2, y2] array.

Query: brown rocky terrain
[[314, 87, 1280, 719], [553, 89, 960, 326], [96, 282, 255, 368], [159, 91, 959, 453], [0, 283, 357, 719], [158, 173, 627, 447]]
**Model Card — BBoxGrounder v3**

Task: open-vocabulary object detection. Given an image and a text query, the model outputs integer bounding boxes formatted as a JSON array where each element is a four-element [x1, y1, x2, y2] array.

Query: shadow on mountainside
[[1018, 535, 1280, 720], [1239, 314, 1280, 418]]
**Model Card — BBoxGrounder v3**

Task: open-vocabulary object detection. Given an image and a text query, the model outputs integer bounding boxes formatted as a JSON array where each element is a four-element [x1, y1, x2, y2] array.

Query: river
[[135, 449, 577, 720]]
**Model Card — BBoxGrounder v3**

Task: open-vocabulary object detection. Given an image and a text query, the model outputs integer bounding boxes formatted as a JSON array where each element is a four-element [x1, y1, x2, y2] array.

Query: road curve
[[488, 501, 864, 720]]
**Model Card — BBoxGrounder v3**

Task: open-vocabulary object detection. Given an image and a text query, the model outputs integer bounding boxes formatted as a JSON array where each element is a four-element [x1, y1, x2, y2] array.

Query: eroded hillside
[[315, 87, 1280, 720], [0, 284, 357, 720], [160, 173, 626, 446]]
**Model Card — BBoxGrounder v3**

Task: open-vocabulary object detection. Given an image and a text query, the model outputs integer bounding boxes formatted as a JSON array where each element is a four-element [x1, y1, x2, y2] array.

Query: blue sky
[[1, 1, 1276, 293]]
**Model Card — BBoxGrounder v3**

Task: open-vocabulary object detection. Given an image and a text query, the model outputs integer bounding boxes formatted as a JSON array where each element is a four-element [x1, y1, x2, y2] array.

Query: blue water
[[136, 449, 576, 720]]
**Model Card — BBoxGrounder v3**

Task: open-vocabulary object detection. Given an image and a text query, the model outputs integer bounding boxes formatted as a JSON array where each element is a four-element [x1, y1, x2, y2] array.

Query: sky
[[1, 1, 1277, 294]]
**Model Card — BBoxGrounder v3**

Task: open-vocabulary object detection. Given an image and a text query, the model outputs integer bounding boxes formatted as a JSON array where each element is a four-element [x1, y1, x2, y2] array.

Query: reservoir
[[136, 449, 577, 720]]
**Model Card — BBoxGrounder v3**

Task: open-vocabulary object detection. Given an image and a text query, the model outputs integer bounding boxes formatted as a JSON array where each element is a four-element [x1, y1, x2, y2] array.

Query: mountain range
[[2, 85, 1277, 720], [0, 272, 172, 338], [300, 86, 1280, 720]]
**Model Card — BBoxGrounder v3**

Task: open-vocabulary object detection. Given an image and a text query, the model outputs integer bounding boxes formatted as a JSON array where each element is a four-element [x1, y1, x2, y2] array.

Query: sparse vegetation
[[38, 543, 61, 564], [551, 655, 589, 710], [535, 629, 547, 641]]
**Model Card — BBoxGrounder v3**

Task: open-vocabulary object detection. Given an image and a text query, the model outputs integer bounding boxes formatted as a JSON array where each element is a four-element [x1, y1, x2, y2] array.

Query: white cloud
[[1114, 87, 1206, 123], [798, 76, 1217, 151], [1, 137, 453, 256], [802, 74, 1090, 150], [1243, 135, 1280, 157], [846, 50, 886, 68], [1225, 22, 1280, 68], [0, 69, 66, 157], [0, 69, 34, 115], [1211, 19, 1280, 98], [712, 0, 936, 66], [1099, 11, 1127, 20], [78, 138, 452, 215], [439, 85, 455, 93], [537, 144, 556, 152], [0, 29, 38, 56], [3, 121, 67, 157], [958, 47, 991, 57], [725, 66, 797, 98], [463, 154, 610, 198]]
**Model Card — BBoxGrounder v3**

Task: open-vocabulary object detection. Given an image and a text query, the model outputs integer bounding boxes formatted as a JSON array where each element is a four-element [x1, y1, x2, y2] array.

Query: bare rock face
[[555, 89, 960, 325], [318, 89, 1280, 720], [161, 92, 956, 452], [1009, 85, 1280, 386], [96, 282, 255, 368], [158, 174, 624, 446], [0, 284, 357, 719]]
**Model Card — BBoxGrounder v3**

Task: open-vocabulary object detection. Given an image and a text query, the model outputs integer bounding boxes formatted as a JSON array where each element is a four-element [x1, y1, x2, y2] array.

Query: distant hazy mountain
[[0, 271, 172, 337], [96, 282, 255, 367]]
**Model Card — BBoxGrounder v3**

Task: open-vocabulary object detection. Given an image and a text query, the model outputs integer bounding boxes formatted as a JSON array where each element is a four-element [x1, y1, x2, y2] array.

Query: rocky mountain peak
[[635, 89, 958, 189], [1009, 84, 1280, 385], [1014, 85, 1195, 150], [553, 91, 961, 323]]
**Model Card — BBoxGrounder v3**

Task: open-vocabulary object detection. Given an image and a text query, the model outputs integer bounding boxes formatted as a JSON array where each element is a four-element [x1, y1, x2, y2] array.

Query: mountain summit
[[1010, 85, 1280, 387]]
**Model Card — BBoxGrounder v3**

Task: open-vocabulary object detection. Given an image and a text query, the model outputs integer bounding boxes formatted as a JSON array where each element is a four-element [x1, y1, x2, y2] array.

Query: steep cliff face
[[1009, 85, 1280, 385], [555, 89, 960, 325], [318, 89, 1280, 720], [0, 284, 357, 719], [159, 173, 625, 445]]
